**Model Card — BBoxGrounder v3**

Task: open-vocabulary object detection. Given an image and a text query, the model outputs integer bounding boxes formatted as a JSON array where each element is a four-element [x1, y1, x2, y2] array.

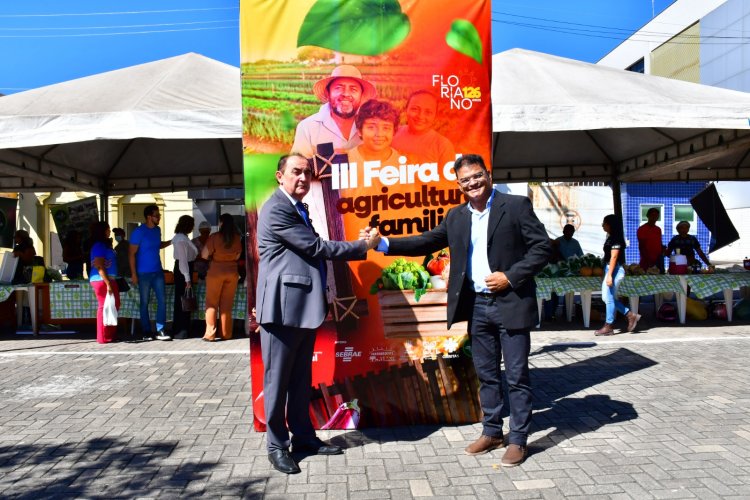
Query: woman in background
[[595, 214, 640, 336], [202, 213, 241, 342], [62, 229, 84, 280], [89, 221, 120, 344], [191, 220, 212, 281], [172, 215, 198, 339], [667, 220, 711, 267], [112, 228, 131, 278]]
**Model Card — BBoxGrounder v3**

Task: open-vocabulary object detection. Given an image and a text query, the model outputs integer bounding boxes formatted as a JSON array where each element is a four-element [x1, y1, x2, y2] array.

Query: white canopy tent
[[3, 48, 750, 196], [0, 53, 242, 196], [491, 49, 750, 185]]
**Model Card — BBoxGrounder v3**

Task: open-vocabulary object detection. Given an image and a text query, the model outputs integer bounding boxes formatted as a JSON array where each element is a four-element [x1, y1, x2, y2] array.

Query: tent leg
[[611, 180, 622, 219], [99, 193, 108, 223], [611, 179, 623, 232]]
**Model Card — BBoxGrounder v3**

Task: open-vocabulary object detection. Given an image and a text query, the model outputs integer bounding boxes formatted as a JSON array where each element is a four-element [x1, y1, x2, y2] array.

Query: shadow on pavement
[[327, 346, 653, 456], [0, 340, 97, 352], [532, 346, 657, 404], [529, 394, 637, 456], [0, 437, 265, 498], [526, 346, 653, 456]]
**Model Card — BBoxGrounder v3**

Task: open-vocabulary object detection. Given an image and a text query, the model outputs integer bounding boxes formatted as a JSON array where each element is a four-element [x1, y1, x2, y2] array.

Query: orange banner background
[[242, 0, 492, 430]]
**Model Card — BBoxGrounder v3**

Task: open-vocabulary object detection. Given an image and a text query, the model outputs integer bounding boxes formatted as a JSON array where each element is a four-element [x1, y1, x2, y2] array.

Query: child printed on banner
[[345, 100, 401, 166]]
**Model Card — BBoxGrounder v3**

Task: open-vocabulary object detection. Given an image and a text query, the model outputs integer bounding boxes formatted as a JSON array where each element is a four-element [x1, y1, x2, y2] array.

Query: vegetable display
[[624, 263, 660, 276], [537, 253, 604, 278], [370, 258, 431, 301], [425, 249, 450, 276]]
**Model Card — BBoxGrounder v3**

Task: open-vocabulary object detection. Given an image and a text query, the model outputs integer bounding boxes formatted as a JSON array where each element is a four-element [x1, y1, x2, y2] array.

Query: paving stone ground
[[1, 318, 750, 499]]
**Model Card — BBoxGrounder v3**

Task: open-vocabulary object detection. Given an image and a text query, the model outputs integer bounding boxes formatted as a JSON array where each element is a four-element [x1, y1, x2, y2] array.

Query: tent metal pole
[[611, 172, 623, 229], [100, 192, 109, 223]]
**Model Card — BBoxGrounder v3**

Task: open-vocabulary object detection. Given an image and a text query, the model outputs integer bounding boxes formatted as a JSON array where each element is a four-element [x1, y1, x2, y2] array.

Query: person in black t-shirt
[[667, 221, 710, 267], [596, 214, 641, 336]]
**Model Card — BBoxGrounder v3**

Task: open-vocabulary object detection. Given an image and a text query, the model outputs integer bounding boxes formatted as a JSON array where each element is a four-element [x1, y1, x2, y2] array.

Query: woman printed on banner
[[202, 213, 242, 342], [392, 89, 455, 168], [89, 221, 120, 344], [172, 215, 199, 340]]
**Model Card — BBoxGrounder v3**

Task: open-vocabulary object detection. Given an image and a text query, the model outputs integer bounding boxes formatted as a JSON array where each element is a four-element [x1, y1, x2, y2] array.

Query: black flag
[[690, 183, 739, 253]]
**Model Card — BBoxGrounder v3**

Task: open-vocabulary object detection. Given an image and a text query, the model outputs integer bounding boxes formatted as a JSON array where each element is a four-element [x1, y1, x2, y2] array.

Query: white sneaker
[[156, 333, 172, 341]]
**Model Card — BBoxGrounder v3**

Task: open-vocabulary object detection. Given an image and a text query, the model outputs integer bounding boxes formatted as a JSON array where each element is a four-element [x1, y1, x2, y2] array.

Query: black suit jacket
[[388, 190, 551, 330]]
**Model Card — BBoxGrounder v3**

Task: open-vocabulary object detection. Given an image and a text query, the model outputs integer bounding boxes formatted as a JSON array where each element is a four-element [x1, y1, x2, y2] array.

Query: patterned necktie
[[295, 201, 327, 289], [296, 201, 311, 228]]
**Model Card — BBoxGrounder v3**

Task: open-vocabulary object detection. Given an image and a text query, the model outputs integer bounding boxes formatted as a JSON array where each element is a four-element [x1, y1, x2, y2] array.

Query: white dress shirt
[[172, 233, 198, 282]]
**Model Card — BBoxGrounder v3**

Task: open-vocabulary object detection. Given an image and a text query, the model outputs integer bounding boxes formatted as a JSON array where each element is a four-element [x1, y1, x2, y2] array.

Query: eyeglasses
[[149, 213, 161, 219], [457, 171, 486, 186]]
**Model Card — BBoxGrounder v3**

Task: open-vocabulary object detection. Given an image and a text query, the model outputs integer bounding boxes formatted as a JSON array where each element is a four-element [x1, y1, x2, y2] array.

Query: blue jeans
[[137, 271, 166, 333], [602, 264, 629, 324], [470, 295, 532, 446]]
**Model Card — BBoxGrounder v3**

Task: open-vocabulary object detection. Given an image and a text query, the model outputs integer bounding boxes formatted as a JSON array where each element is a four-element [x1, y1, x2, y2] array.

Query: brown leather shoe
[[626, 311, 642, 332], [464, 434, 505, 456], [594, 323, 614, 336], [501, 444, 527, 467]]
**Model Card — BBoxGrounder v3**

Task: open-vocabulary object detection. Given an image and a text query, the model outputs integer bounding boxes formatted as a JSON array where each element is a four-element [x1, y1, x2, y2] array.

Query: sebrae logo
[[432, 74, 482, 110], [336, 346, 362, 363]]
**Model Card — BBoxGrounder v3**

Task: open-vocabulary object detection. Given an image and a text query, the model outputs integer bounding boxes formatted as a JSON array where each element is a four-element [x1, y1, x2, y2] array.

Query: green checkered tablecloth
[[617, 275, 683, 297], [48, 282, 97, 317], [684, 273, 750, 299], [48, 281, 248, 321], [0, 285, 14, 303], [535, 275, 684, 300], [534, 277, 601, 300]]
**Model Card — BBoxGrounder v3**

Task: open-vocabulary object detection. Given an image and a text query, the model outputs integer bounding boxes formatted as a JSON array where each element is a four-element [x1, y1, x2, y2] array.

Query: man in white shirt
[[363, 155, 551, 467]]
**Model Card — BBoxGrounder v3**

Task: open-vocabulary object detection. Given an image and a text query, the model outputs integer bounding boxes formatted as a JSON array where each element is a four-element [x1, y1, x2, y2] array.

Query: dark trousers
[[470, 295, 532, 446], [172, 260, 194, 335], [260, 323, 317, 452]]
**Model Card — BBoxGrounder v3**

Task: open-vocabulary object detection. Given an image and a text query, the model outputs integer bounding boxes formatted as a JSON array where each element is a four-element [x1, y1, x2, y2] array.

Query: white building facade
[[599, 0, 750, 264]]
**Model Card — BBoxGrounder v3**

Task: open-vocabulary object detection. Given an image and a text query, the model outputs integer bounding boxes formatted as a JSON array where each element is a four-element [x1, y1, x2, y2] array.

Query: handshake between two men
[[358, 226, 381, 250]]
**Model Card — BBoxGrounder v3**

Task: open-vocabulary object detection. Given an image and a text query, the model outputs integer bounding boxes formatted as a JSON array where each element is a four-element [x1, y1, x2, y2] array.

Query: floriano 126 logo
[[432, 74, 482, 110]]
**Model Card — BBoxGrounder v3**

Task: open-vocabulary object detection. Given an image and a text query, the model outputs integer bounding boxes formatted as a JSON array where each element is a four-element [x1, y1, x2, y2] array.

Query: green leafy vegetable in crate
[[537, 253, 604, 278], [370, 258, 431, 301]]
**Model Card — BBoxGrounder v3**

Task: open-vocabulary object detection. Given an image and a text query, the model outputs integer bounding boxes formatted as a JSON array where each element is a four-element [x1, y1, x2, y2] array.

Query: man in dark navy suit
[[364, 154, 551, 467]]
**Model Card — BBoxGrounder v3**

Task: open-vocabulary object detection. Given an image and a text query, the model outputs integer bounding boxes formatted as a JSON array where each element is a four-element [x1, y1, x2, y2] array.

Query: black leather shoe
[[268, 449, 300, 474], [292, 438, 343, 455]]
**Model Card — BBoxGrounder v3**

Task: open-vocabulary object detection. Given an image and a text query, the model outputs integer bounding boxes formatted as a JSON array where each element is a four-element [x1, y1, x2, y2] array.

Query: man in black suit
[[256, 154, 380, 474], [363, 154, 551, 467]]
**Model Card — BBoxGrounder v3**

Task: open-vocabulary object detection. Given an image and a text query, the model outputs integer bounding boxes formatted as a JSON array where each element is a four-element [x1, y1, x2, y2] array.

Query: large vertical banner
[[242, 0, 492, 430]]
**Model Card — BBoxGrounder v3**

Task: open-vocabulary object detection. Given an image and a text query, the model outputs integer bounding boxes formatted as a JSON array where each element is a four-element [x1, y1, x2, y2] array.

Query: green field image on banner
[[244, 153, 282, 210]]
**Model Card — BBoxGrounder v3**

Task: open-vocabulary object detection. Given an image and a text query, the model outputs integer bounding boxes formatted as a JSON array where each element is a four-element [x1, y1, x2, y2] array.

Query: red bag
[[657, 303, 677, 322], [711, 303, 728, 320]]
